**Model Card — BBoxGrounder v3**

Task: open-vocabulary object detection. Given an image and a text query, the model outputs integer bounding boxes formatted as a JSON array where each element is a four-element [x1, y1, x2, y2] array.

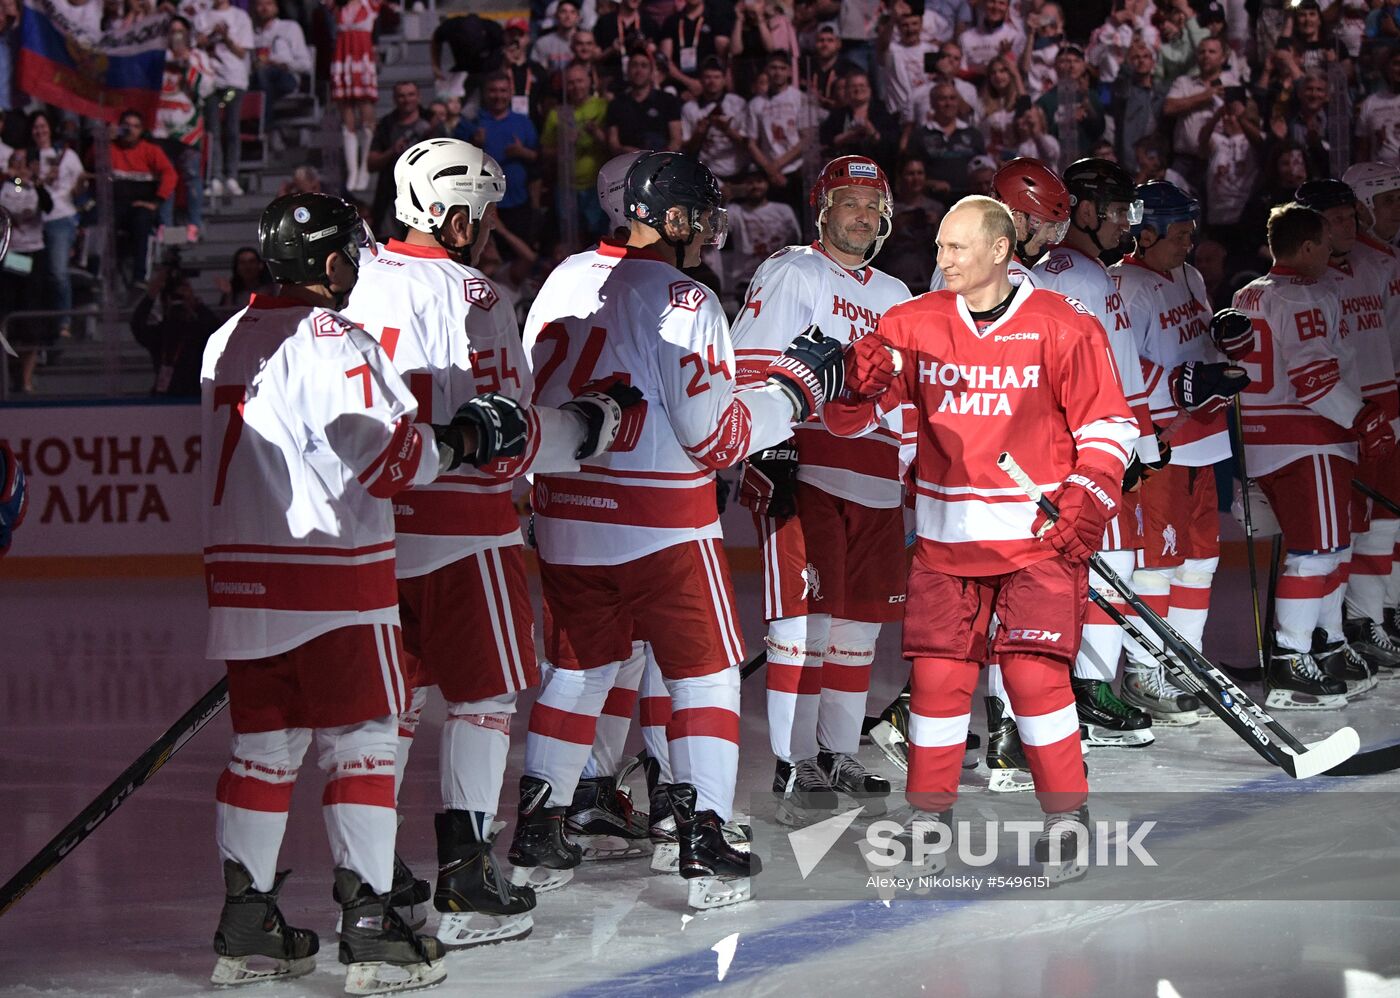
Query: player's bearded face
[[824, 188, 883, 258]]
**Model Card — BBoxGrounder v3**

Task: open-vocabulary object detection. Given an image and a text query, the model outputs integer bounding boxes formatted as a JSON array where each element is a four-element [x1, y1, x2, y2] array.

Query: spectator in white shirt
[[877, 8, 934, 124], [1356, 48, 1400, 166], [1020, 1, 1065, 96], [747, 51, 806, 215], [195, 0, 253, 197], [250, 0, 310, 130], [958, 0, 1024, 79], [531, 0, 580, 75], [726, 167, 800, 298], [1203, 95, 1262, 230], [681, 58, 752, 180], [1163, 36, 1240, 180]]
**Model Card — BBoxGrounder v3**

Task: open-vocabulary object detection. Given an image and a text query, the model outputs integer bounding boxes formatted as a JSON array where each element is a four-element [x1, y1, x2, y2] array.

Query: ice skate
[[876, 805, 951, 876], [433, 811, 534, 949], [1385, 606, 1400, 645], [1344, 614, 1400, 677], [773, 757, 838, 827], [817, 748, 891, 815], [210, 860, 318, 987], [336, 850, 429, 936], [869, 687, 979, 772], [1071, 677, 1154, 747], [334, 867, 446, 995], [670, 783, 759, 910], [985, 696, 1034, 792], [1034, 806, 1090, 885], [1122, 663, 1202, 726], [1312, 631, 1377, 697], [506, 776, 581, 893], [1264, 647, 1348, 710], [565, 775, 651, 860]]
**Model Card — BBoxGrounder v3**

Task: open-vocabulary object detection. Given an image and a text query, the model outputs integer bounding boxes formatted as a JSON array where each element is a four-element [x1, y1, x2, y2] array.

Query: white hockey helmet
[[394, 137, 506, 233], [1341, 161, 1400, 215], [597, 150, 650, 231]]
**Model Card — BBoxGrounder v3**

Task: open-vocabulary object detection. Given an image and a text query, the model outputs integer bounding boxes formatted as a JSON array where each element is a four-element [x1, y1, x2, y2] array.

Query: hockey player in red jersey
[[515, 151, 847, 909], [1342, 161, 1400, 655], [873, 158, 1074, 791], [729, 155, 912, 823], [1294, 179, 1400, 684], [1232, 204, 1396, 708], [826, 196, 1139, 867], [1111, 181, 1250, 725], [202, 193, 533, 993], [342, 138, 641, 945], [1033, 159, 1163, 746]]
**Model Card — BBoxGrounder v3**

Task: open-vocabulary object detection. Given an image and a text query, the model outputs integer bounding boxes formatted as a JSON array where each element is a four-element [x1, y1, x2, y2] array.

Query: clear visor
[[695, 205, 728, 249], [346, 217, 377, 268], [1028, 213, 1070, 246], [1126, 199, 1145, 225]]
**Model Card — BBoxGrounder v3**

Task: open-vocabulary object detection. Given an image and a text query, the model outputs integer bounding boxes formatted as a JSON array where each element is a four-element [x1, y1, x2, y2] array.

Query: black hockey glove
[[715, 474, 732, 515], [1168, 361, 1251, 414], [738, 440, 799, 519], [440, 392, 529, 469], [1209, 308, 1254, 362], [561, 379, 646, 460], [1123, 423, 1174, 492], [766, 325, 846, 421]]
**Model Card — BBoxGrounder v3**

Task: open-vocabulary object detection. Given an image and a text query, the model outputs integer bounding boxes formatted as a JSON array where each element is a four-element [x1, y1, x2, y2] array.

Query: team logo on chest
[[669, 280, 707, 311], [465, 278, 499, 310]]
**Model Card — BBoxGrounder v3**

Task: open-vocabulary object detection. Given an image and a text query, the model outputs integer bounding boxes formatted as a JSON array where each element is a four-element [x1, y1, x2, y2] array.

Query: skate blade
[[1145, 709, 1201, 727], [506, 864, 574, 893], [650, 841, 679, 874], [575, 834, 651, 861], [775, 799, 837, 828], [1040, 859, 1088, 886], [340, 907, 425, 937], [686, 875, 752, 910], [344, 958, 446, 995], [1342, 677, 1378, 698], [838, 792, 889, 817], [1265, 689, 1348, 711], [436, 911, 532, 949], [987, 768, 1035, 793], [211, 954, 315, 987], [1080, 725, 1155, 748], [869, 721, 910, 775]]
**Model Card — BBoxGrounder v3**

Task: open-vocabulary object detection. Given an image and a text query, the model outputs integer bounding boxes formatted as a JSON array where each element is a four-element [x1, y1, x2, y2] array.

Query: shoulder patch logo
[[465, 278, 499, 310], [313, 311, 347, 337], [1063, 296, 1094, 317], [669, 280, 707, 311], [1045, 254, 1073, 275]]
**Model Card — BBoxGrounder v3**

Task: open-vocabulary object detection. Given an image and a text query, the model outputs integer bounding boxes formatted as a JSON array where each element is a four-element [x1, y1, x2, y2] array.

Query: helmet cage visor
[[693, 204, 728, 249]]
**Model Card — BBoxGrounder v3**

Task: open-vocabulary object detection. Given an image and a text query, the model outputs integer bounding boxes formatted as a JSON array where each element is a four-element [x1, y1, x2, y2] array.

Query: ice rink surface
[[3, 564, 1400, 998]]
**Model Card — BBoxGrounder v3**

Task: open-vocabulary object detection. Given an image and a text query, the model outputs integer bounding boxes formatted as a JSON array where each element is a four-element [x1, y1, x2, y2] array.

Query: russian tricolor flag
[[19, 0, 167, 123]]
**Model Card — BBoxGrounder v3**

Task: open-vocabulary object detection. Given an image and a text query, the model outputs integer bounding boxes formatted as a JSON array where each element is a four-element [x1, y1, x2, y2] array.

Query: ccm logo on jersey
[[1005, 628, 1061, 642], [465, 278, 499, 310], [669, 280, 707, 311]]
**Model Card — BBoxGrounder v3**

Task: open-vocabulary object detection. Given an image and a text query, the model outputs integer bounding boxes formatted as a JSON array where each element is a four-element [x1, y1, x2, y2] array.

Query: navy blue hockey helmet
[[1132, 180, 1201, 238]]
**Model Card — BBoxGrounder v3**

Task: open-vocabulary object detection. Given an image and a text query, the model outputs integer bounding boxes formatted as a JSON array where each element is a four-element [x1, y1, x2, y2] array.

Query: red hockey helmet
[[993, 157, 1070, 248], [810, 156, 894, 264]]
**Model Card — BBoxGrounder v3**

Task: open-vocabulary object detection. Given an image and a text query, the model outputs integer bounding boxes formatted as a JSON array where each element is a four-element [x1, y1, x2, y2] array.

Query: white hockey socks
[[986, 659, 1016, 721], [1347, 520, 1398, 623], [524, 659, 621, 806], [442, 694, 516, 818], [1275, 550, 1346, 652], [216, 727, 311, 892], [639, 650, 674, 782], [817, 618, 880, 755], [318, 717, 398, 894], [393, 686, 427, 803], [666, 667, 741, 821], [765, 613, 830, 763], [1123, 568, 1172, 671], [1074, 550, 1135, 682], [356, 127, 372, 188], [582, 642, 645, 780], [1167, 556, 1217, 652]]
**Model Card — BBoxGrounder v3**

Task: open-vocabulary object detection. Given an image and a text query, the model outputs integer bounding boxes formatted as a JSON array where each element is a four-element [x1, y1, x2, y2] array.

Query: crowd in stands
[[2, 0, 1400, 394]]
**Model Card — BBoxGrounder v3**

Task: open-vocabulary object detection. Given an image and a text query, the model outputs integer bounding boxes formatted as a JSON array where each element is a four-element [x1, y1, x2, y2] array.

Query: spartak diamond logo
[[669, 280, 707, 311], [465, 278, 499, 311]]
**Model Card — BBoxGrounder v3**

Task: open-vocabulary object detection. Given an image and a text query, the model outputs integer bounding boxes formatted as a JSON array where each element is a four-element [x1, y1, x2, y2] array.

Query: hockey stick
[[0, 676, 230, 918], [1234, 396, 1268, 676], [997, 451, 1359, 780], [1353, 478, 1400, 519]]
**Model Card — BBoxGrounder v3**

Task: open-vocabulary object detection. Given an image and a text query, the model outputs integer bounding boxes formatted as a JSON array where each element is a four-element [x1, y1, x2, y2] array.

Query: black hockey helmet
[[623, 151, 728, 249], [1063, 157, 1143, 223], [258, 192, 375, 285], [1293, 178, 1357, 213]]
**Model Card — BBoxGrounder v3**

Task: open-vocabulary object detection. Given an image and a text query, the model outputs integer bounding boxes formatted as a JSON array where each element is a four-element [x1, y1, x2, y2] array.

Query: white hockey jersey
[[731, 242, 912, 509], [1033, 245, 1156, 463], [342, 240, 585, 578], [201, 295, 440, 660], [1325, 250, 1400, 433], [1232, 267, 1362, 477], [1109, 255, 1229, 467], [1352, 233, 1400, 401], [523, 240, 799, 566]]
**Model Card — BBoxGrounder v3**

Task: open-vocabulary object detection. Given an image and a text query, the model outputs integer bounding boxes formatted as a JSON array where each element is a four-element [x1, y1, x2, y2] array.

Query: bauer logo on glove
[[1168, 361, 1251, 414]]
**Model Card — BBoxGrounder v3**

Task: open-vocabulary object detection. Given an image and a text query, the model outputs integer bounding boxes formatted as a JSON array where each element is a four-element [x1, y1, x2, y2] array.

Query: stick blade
[[1287, 726, 1361, 780]]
